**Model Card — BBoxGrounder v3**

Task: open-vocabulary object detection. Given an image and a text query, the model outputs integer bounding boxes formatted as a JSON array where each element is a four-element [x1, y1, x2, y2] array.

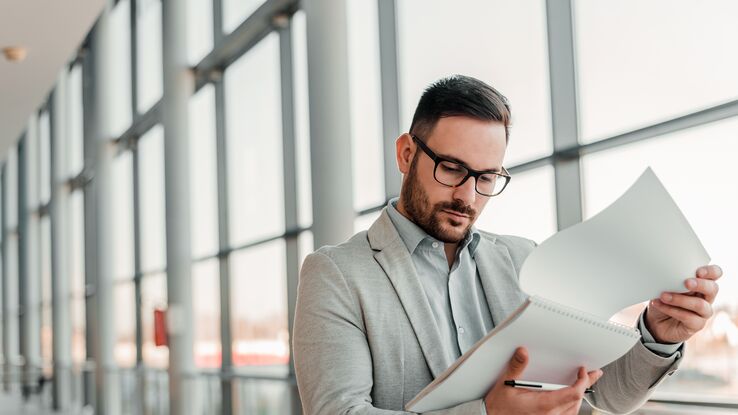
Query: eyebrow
[[436, 152, 502, 174]]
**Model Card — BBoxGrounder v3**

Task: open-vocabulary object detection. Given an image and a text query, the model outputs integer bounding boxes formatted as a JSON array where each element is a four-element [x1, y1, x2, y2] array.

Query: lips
[[443, 209, 470, 219]]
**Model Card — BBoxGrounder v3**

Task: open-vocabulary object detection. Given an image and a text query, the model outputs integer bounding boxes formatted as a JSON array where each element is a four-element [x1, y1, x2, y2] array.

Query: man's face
[[399, 116, 507, 243]]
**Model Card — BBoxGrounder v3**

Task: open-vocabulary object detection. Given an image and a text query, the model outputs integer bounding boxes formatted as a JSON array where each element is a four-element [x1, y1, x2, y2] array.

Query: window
[[230, 240, 288, 375], [192, 259, 221, 369], [574, 0, 738, 142], [397, 0, 553, 165], [581, 117, 738, 400], [222, 0, 266, 34], [292, 11, 313, 228], [188, 85, 219, 259], [108, 0, 134, 138], [224, 33, 285, 247], [66, 64, 85, 178], [69, 190, 87, 364], [347, 0, 385, 211], [38, 110, 51, 204], [475, 165, 557, 244], [136, 0, 163, 113], [186, 0, 213, 65], [114, 281, 137, 367], [112, 151, 135, 280], [138, 125, 167, 272], [141, 273, 168, 368]]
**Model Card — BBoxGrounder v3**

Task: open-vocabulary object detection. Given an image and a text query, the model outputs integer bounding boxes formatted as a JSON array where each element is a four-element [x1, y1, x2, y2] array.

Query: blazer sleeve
[[585, 341, 682, 414], [293, 251, 488, 415]]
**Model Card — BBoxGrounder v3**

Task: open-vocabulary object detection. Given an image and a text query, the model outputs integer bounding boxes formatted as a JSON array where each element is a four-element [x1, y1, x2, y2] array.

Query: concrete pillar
[[161, 1, 196, 414], [304, 0, 355, 248], [50, 72, 73, 410], [89, 1, 123, 412]]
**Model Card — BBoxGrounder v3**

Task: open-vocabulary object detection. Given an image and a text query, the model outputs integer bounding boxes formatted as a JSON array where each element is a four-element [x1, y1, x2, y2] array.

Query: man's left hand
[[645, 264, 723, 344]]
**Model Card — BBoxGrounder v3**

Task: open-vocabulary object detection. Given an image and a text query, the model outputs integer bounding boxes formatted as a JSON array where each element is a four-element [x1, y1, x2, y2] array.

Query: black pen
[[504, 380, 594, 394]]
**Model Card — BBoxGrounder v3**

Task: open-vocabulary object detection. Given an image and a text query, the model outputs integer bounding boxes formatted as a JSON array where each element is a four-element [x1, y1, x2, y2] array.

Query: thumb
[[502, 347, 529, 381]]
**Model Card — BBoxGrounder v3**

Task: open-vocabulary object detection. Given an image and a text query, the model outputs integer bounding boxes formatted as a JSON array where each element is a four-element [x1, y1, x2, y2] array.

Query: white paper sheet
[[519, 167, 711, 319]]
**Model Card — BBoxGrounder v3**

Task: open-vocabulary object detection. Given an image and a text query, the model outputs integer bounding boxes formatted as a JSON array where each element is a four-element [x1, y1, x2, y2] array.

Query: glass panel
[[112, 151, 135, 280], [41, 304, 53, 375], [574, 0, 738, 142], [114, 281, 137, 367], [188, 84, 219, 259], [141, 272, 168, 368], [347, 0, 385, 211], [67, 64, 85, 178], [230, 240, 288, 375], [397, 0, 552, 165], [475, 165, 557, 244], [40, 215, 52, 305], [5, 147, 18, 228], [136, 0, 163, 113], [26, 115, 39, 209], [222, 0, 266, 34], [186, 0, 213, 65], [581, 117, 738, 400], [225, 33, 285, 246], [108, 0, 133, 138], [192, 258, 221, 369], [232, 379, 291, 414], [71, 296, 86, 365], [292, 11, 313, 229], [138, 125, 167, 272], [69, 190, 86, 297], [38, 110, 51, 204], [354, 211, 381, 234]]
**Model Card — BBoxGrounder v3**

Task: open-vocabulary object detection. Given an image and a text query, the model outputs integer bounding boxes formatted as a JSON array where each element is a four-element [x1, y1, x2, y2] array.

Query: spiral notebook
[[406, 168, 710, 412]]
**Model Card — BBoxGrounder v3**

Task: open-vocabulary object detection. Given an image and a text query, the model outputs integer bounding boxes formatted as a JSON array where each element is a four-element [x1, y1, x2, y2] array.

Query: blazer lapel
[[368, 210, 452, 378], [474, 237, 529, 326]]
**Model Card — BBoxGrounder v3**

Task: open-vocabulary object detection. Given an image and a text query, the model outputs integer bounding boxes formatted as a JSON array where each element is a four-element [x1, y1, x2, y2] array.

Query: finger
[[683, 278, 719, 303], [651, 299, 705, 331], [501, 347, 529, 381], [585, 369, 603, 387], [696, 265, 723, 281], [660, 293, 713, 319]]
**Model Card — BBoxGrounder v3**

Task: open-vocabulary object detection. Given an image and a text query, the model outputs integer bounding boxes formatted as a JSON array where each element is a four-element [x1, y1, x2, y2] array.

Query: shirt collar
[[386, 197, 481, 255]]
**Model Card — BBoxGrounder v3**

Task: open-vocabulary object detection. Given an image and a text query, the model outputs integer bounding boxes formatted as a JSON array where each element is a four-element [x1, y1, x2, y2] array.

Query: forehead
[[424, 116, 507, 171]]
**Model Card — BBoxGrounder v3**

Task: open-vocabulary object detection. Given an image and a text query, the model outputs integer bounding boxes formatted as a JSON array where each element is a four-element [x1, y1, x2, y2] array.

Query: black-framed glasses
[[411, 134, 511, 197]]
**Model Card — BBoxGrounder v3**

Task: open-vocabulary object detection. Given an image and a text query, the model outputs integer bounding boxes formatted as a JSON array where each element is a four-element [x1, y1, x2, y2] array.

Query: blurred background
[[0, 0, 736, 414]]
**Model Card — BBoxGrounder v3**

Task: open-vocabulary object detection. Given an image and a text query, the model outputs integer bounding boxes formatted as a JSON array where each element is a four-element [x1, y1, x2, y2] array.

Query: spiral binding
[[530, 296, 640, 338]]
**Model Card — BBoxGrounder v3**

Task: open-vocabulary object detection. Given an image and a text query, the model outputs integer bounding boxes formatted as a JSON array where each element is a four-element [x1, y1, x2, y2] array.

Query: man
[[293, 75, 723, 414]]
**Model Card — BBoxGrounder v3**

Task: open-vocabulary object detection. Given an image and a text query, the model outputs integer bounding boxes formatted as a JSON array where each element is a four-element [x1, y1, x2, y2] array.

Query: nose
[[452, 175, 477, 206]]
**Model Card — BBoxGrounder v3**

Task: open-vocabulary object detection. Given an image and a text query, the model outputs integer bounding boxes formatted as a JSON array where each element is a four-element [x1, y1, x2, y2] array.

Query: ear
[[396, 133, 415, 175]]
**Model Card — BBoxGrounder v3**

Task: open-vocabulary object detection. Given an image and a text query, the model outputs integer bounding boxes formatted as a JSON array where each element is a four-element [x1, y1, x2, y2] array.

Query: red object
[[154, 308, 168, 347]]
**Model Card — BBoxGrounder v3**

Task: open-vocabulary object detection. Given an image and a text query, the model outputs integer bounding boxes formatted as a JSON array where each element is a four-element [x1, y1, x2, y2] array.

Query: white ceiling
[[0, 0, 105, 159]]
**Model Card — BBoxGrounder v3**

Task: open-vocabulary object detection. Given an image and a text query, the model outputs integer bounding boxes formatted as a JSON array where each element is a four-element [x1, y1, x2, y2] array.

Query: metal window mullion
[[16, 136, 31, 395], [131, 144, 147, 414], [277, 15, 302, 414], [377, 0, 402, 201], [213, 75, 234, 415], [130, 0, 140, 119], [545, 0, 583, 230], [0, 164, 10, 392], [80, 37, 99, 409]]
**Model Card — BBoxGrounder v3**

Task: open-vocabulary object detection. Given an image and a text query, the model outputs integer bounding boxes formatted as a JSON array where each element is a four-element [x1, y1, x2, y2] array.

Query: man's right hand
[[484, 347, 603, 415]]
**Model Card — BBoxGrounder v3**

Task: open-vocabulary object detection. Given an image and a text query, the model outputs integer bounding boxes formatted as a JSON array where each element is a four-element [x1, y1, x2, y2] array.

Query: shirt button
[[432, 242, 439, 248], [458, 327, 465, 334]]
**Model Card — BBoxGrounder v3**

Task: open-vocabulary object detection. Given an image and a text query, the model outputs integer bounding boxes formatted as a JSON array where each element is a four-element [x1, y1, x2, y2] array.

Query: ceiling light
[[3, 47, 28, 62]]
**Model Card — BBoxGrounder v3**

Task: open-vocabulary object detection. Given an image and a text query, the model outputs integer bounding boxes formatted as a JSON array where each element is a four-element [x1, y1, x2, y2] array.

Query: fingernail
[[661, 293, 672, 302], [686, 279, 697, 289], [698, 268, 707, 277]]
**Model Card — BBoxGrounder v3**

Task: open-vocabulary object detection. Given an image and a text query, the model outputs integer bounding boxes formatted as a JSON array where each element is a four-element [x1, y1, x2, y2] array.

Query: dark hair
[[409, 75, 511, 143]]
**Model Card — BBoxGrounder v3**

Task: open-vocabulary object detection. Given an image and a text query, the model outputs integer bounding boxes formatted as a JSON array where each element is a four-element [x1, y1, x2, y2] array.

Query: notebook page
[[519, 167, 710, 319]]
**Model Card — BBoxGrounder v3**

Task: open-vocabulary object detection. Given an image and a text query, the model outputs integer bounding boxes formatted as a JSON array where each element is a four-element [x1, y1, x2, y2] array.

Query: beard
[[400, 157, 477, 243]]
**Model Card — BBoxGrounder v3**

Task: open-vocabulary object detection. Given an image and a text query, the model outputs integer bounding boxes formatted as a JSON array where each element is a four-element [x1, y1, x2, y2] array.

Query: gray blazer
[[293, 210, 682, 414]]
